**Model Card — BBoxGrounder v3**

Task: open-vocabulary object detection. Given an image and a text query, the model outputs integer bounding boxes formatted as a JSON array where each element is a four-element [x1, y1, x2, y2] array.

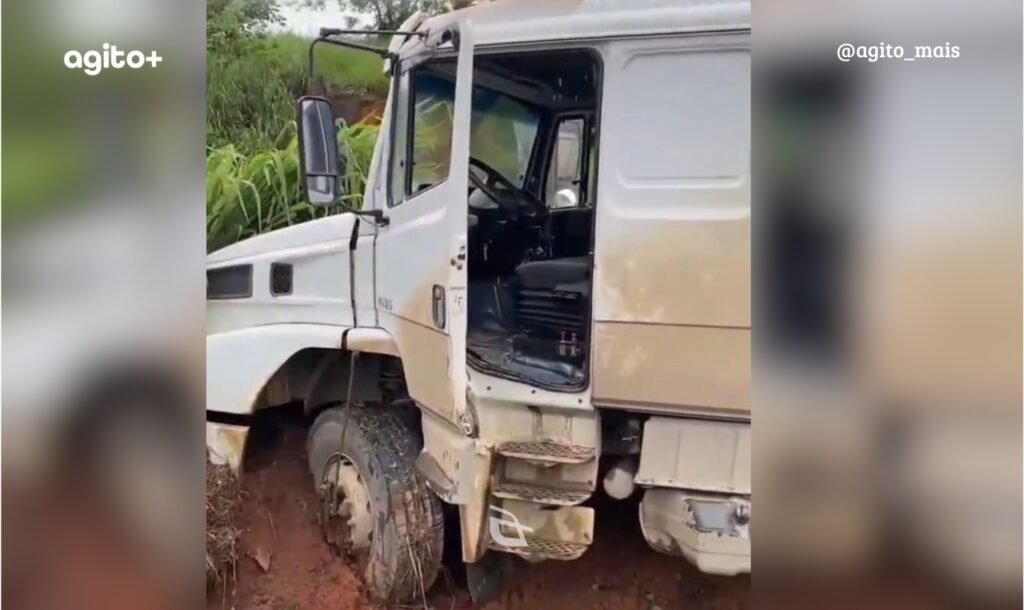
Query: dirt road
[[210, 415, 750, 610]]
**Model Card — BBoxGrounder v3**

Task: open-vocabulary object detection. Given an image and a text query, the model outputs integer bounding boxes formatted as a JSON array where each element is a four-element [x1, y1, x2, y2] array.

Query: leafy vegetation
[[206, 120, 378, 252], [207, 35, 386, 154], [207, 0, 386, 154], [206, 0, 389, 251], [268, 33, 389, 96]]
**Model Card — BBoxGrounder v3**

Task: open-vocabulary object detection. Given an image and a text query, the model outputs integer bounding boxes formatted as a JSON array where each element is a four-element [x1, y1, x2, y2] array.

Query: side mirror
[[297, 96, 347, 206]]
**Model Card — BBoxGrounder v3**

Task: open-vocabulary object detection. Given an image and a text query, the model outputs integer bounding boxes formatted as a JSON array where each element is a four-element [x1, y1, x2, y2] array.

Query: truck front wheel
[[307, 405, 443, 603]]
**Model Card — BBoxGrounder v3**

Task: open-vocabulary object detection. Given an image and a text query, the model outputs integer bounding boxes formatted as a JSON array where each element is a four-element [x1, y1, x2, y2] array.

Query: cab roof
[[421, 0, 750, 48]]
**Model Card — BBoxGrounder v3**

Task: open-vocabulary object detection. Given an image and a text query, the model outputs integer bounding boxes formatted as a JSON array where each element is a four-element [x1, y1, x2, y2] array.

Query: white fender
[[206, 323, 346, 415], [206, 325, 402, 473], [344, 326, 400, 358]]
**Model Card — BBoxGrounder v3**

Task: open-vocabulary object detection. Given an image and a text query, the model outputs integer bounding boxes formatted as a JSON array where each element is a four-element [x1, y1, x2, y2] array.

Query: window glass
[[470, 89, 539, 187], [393, 70, 542, 201], [410, 73, 455, 194], [546, 118, 585, 208], [388, 71, 411, 206]]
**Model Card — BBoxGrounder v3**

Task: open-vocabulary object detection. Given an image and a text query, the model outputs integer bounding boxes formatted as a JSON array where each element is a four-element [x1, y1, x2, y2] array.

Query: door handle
[[432, 285, 446, 329]]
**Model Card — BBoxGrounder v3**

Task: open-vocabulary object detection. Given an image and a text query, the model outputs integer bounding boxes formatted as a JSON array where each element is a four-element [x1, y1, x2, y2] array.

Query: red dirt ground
[[209, 417, 750, 610]]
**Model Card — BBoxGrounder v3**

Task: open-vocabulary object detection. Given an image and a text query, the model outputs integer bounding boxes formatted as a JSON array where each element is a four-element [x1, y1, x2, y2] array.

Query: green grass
[[206, 120, 379, 252], [205, 30, 388, 250], [207, 33, 387, 155], [267, 33, 389, 96]]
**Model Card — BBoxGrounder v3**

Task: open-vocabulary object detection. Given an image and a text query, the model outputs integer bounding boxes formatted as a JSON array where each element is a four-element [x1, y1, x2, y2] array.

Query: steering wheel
[[468, 157, 547, 221]]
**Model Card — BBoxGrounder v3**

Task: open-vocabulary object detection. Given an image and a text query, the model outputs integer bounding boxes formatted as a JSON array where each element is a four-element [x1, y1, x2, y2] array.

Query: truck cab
[[206, 0, 750, 603]]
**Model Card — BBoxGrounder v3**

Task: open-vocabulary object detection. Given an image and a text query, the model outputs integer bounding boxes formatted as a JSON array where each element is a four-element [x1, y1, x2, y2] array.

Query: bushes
[[268, 34, 389, 97], [206, 121, 379, 252], [207, 1, 389, 250], [207, 53, 296, 155], [207, 7, 388, 152], [207, 35, 387, 155]]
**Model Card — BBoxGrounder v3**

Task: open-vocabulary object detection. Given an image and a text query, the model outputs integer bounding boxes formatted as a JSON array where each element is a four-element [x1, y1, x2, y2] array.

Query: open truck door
[[374, 22, 473, 427]]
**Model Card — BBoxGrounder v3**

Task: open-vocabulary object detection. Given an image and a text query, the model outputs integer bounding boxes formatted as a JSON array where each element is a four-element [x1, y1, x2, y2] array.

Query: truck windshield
[[412, 71, 540, 190]]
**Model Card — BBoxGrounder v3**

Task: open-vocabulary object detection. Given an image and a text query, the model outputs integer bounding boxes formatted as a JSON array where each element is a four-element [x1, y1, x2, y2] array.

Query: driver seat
[[515, 256, 590, 290], [514, 256, 590, 345]]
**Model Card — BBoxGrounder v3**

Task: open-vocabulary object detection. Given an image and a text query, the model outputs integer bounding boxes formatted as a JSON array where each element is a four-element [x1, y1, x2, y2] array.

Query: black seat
[[515, 256, 590, 289]]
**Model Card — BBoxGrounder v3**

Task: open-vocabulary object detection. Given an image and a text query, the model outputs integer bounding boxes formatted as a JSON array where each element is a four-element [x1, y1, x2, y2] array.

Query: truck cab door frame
[[371, 22, 473, 427]]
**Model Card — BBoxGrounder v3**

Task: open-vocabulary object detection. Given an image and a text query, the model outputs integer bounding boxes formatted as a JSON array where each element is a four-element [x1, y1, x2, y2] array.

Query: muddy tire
[[307, 405, 444, 603]]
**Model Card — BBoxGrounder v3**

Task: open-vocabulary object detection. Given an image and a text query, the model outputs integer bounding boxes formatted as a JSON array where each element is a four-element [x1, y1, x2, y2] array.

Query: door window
[[388, 69, 456, 205], [410, 73, 455, 195], [389, 67, 542, 204], [546, 117, 586, 208]]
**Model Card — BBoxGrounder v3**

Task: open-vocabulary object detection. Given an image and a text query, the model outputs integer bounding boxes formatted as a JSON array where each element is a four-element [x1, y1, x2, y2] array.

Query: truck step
[[496, 440, 595, 464], [489, 537, 589, 561], [492, 482, 591, 506]]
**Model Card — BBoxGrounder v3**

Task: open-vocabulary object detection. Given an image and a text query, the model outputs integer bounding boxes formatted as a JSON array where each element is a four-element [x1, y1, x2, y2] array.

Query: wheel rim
[[321, 454, 373, 554]]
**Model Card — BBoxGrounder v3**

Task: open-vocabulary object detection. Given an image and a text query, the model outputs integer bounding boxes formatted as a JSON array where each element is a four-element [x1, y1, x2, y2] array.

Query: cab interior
[[408, 49, 600, 390]]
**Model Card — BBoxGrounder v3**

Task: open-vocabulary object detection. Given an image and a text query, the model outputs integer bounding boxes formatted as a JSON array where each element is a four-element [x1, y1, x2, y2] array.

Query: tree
[[207, 0, 284, 55]]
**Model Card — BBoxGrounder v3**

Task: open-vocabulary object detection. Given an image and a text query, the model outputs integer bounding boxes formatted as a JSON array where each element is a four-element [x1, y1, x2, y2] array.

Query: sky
[[274, 3, 372, 37]]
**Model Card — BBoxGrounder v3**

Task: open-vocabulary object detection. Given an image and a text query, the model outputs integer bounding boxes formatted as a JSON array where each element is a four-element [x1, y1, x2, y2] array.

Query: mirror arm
[[309, 29, 426, 82], [319, 27, 425, 39], [309, 37, 391, 84], [340, 206, 389, 227], [387, 51, 400, 77], [354, 208, 389, 226], [300, 186, 389, 225]]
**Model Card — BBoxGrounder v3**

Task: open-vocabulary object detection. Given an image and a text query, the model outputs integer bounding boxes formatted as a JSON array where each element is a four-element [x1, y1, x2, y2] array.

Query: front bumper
[[640, 489, 751, 576]]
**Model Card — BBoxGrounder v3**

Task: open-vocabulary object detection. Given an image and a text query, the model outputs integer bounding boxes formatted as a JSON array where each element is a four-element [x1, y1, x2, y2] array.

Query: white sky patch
[[274, 4, 372, 37]]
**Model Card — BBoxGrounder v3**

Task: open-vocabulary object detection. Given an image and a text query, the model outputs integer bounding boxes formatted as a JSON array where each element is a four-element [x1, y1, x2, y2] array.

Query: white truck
[[206, 0, 751, 603]]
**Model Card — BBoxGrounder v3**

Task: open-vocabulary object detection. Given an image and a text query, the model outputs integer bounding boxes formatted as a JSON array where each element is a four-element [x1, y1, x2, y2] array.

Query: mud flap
[[419, 412, 494, 562], [466, 551, 520, 606], [207, 421, 248, 473]]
